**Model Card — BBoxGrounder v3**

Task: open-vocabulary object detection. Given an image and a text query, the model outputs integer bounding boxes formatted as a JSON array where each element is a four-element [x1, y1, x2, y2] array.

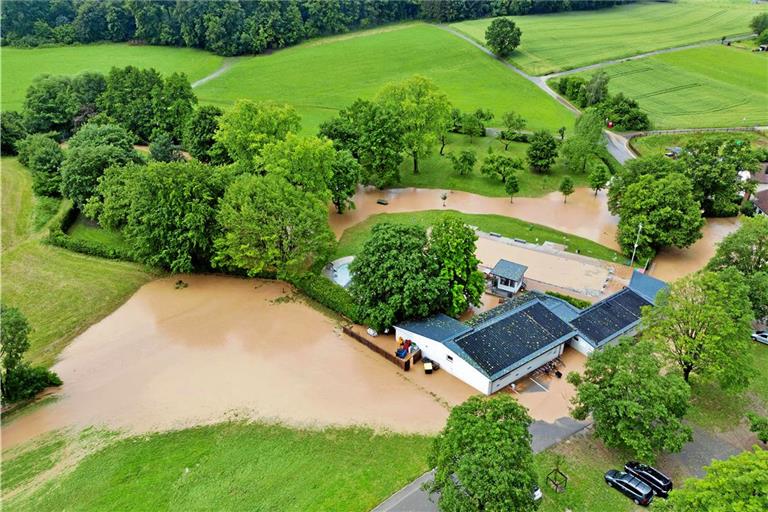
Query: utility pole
[[629, 222, 643, 268]]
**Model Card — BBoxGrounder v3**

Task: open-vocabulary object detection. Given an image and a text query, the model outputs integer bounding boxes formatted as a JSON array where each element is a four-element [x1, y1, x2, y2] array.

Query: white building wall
[[569, 336, 595, 356], [496, 277, 523, 294], [488, 344, 564, 394], [395, 327, 491, 394]]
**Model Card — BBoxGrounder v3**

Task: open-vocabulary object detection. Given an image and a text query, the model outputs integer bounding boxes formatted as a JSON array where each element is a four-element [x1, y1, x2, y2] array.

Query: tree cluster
[[1, 305, 62, 404], [2, 1, 627, 53], [555, 72, 650, 131], [349, 216, 484, 330]]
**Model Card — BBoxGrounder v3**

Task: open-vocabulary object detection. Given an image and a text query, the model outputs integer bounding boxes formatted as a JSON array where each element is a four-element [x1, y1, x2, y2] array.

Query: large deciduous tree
[[23, 74, 78, 135], [641, 269, 754, 390], [560, 109, 605, 174], [615, 173, 704, 261], [607, 155, 681, 215], [484, 17, 522, 57], [655, 448, 768, 512], [376, 75, 451, 174], [328, 149, 361, 214], [429, 216, 484, 317], [526, 130, 558, 173], [17, 134, 65, 196], [568, 340, 692, 463], [319, 99, 403, 189], [1, 111, 29, 155], [349, 223, 446, 331], [260, 134, 336, 200], [427, 395, 538, 512], [183, 105, 226, 163], [213, 174, 335, 276], [215, 99, 301, 164]]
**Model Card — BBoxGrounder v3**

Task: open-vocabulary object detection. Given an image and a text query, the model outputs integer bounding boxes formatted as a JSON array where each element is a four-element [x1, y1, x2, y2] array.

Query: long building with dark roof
[[394, 270, 667, 395]]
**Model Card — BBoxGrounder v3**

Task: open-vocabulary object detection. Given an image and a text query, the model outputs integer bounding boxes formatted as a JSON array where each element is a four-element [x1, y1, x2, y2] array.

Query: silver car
[[752, 331, 768, 345]]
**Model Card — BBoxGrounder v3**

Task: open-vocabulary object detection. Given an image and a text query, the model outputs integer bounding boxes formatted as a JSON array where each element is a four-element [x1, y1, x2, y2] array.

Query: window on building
[[446, 355, 453, 362]]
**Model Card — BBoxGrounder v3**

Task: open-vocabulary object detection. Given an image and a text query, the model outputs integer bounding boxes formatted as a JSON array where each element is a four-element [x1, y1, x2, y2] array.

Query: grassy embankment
[[632, 131, 768, 157], [451, 0, 762, 75], [0, 158, 155, 367], [570, 45, 768, 129], [335, 210, 626, 264]]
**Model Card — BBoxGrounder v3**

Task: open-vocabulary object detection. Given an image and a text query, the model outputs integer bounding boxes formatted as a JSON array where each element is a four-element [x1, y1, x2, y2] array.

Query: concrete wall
[[395, 327, 490, 394], [569, 336, 595, 356], [488, 343, 564, 394]]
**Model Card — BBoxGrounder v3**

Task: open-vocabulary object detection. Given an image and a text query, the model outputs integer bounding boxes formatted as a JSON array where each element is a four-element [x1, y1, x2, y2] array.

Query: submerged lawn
[[335, 210, 626, 264], [4, 423, 432, 512]]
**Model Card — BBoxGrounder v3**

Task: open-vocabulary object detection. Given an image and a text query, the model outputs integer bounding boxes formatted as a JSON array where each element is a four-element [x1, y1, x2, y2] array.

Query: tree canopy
[[485, 17, 522, 57], [376, 75, 451, 174], [568, 340, 692, 463], [527, 130, 558, 173], [559, 176, 574, 203], [17, 134, 64, 196], [260, 134, 336, 200], [641, 269, 754, 390], [427, 394, 538, 512], [215, 100, 301, 164], [183, 105, 226, 163], [213, 174, 335, 277]]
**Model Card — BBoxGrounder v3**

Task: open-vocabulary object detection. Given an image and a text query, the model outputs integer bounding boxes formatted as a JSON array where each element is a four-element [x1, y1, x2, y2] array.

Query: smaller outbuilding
[[753, 189, 768, 216], [489, 259, 528, 296]]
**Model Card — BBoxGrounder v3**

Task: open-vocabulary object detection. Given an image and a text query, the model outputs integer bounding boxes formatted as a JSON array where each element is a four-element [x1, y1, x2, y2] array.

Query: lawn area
[[1, 44, 223, 111], [196, 23, 575, 133], [451, 0, 763, 75], [0, 158, 155, 367], [571, 45, 768, 129], [335, 210, 626, 264], [686, 342, 768, 431], [397, 133, 592, 197], [3, 422, 431, 512], [66, 214, 131, 253], [631, 131, 768, 157]]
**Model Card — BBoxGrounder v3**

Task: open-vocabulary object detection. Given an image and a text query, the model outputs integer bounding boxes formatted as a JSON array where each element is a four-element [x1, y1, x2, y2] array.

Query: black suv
[[604, 469, 654, 506], [625, 461, 673, 498]]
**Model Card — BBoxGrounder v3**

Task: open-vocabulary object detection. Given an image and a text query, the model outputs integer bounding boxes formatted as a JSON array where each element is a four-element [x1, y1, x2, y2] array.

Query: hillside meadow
[[195, 23, 575, 133], [573, 45, 768, 129], [452, 0, 763, 75], [1, 44, 223, 111]]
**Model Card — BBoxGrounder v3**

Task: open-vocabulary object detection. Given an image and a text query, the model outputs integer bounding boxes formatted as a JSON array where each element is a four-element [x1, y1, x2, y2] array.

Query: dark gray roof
[[490, 259, 527, 281], [396, 313, 471, 342], [448, 301, 576, 379], [570, 288, 650, 347], [465, 292, 536, 327], [534, 292, 582, 322], [628, 270, 668, 305]]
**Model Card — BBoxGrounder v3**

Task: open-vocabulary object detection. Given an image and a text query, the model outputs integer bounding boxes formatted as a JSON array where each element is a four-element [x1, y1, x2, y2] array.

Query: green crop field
[[196, 23, 575, 133], [1, 44, 224, 111], [572, 46, 768, 129], [0, 158, 155, 367], [451, 0, 763, 75], [632, 131, 768, 156]]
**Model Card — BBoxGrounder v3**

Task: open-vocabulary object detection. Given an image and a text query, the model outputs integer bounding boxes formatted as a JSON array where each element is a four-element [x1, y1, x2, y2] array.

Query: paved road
[[191, 57, 243, 88], [372, 416, 590, 512]]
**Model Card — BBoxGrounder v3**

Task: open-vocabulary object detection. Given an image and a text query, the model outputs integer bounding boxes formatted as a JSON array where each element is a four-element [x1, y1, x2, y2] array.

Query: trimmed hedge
[[45, 203, 134, 261], [544, 290, 591, 310], [288, 272, 362, 324]]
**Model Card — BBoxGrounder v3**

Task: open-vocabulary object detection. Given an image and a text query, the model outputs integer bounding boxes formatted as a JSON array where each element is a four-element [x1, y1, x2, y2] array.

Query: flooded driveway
[[2, 276, 474, 450], [331, 186, 738, 282]]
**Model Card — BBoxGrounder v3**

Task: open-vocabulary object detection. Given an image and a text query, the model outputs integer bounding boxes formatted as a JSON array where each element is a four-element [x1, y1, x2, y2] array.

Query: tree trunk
[[683, 366, 692, 382], [412, 152, 419, 174], [510, 196, 514, 204], [504, 141, 510, 151], [439, 136, 446, 156]]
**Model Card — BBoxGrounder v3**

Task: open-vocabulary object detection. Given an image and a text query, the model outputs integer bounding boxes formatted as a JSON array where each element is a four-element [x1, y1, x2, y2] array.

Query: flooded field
[[2, 276, 474, 450], [331, 186, 737, 283]]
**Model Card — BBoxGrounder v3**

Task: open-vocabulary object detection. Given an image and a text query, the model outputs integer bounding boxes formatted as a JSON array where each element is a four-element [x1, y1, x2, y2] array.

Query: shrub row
[[544, 290, 592, 310], [45, 204, 134, 262], [287, 272, 362, 324]]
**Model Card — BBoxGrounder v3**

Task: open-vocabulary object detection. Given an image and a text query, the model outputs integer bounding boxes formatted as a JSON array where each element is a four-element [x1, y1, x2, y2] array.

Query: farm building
[[489, 259, 528, 296], [394, 271, 667, 394], [753, 189, 768, 216]]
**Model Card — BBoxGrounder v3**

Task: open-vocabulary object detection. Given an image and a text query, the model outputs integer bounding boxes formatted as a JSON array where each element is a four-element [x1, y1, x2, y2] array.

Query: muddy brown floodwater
[[330, 186, 739, 282], [2, 276, 476, 450]]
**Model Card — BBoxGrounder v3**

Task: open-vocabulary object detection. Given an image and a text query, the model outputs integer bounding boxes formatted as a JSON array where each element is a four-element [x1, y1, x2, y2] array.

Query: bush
[[544, 291, 591, 309], [3, 364, 62, 403], [288, 272, 362, 323], [45, 203, 134, 261], [0, 111, 28, 154], [17, 134, 65, 196]]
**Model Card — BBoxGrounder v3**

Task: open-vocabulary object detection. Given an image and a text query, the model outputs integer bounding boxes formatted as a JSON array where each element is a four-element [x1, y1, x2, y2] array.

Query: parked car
[[604, 469, 654, 506], [752, 331, 768, 345], [624, 461, 673, 498], [532, 486, 542, 502]]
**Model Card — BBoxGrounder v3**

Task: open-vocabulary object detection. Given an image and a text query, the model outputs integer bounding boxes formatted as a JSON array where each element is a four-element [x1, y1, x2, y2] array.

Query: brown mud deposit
[[2, 276, 473, 450]]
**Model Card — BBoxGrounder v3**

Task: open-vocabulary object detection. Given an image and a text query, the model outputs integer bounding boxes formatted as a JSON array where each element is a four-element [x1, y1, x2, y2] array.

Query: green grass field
[[196, 23, 575, 133], [631, 131, 768, 156], [572, 45, 768, 129], [451, 1, 763, 75], [3, 423, 432, 512], [67, 214, 131, 252], [335, 210, 626, 264], [1, 44, 224, 111], [0, 158, 155, 367]]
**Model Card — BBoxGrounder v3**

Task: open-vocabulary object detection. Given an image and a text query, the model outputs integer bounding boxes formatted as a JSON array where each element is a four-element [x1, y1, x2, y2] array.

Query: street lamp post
[[629, 222, 643, 268]]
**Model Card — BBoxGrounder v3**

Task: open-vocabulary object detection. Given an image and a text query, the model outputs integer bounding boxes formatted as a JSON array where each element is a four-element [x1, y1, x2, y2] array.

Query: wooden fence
[[341, 325, 421, 371]]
